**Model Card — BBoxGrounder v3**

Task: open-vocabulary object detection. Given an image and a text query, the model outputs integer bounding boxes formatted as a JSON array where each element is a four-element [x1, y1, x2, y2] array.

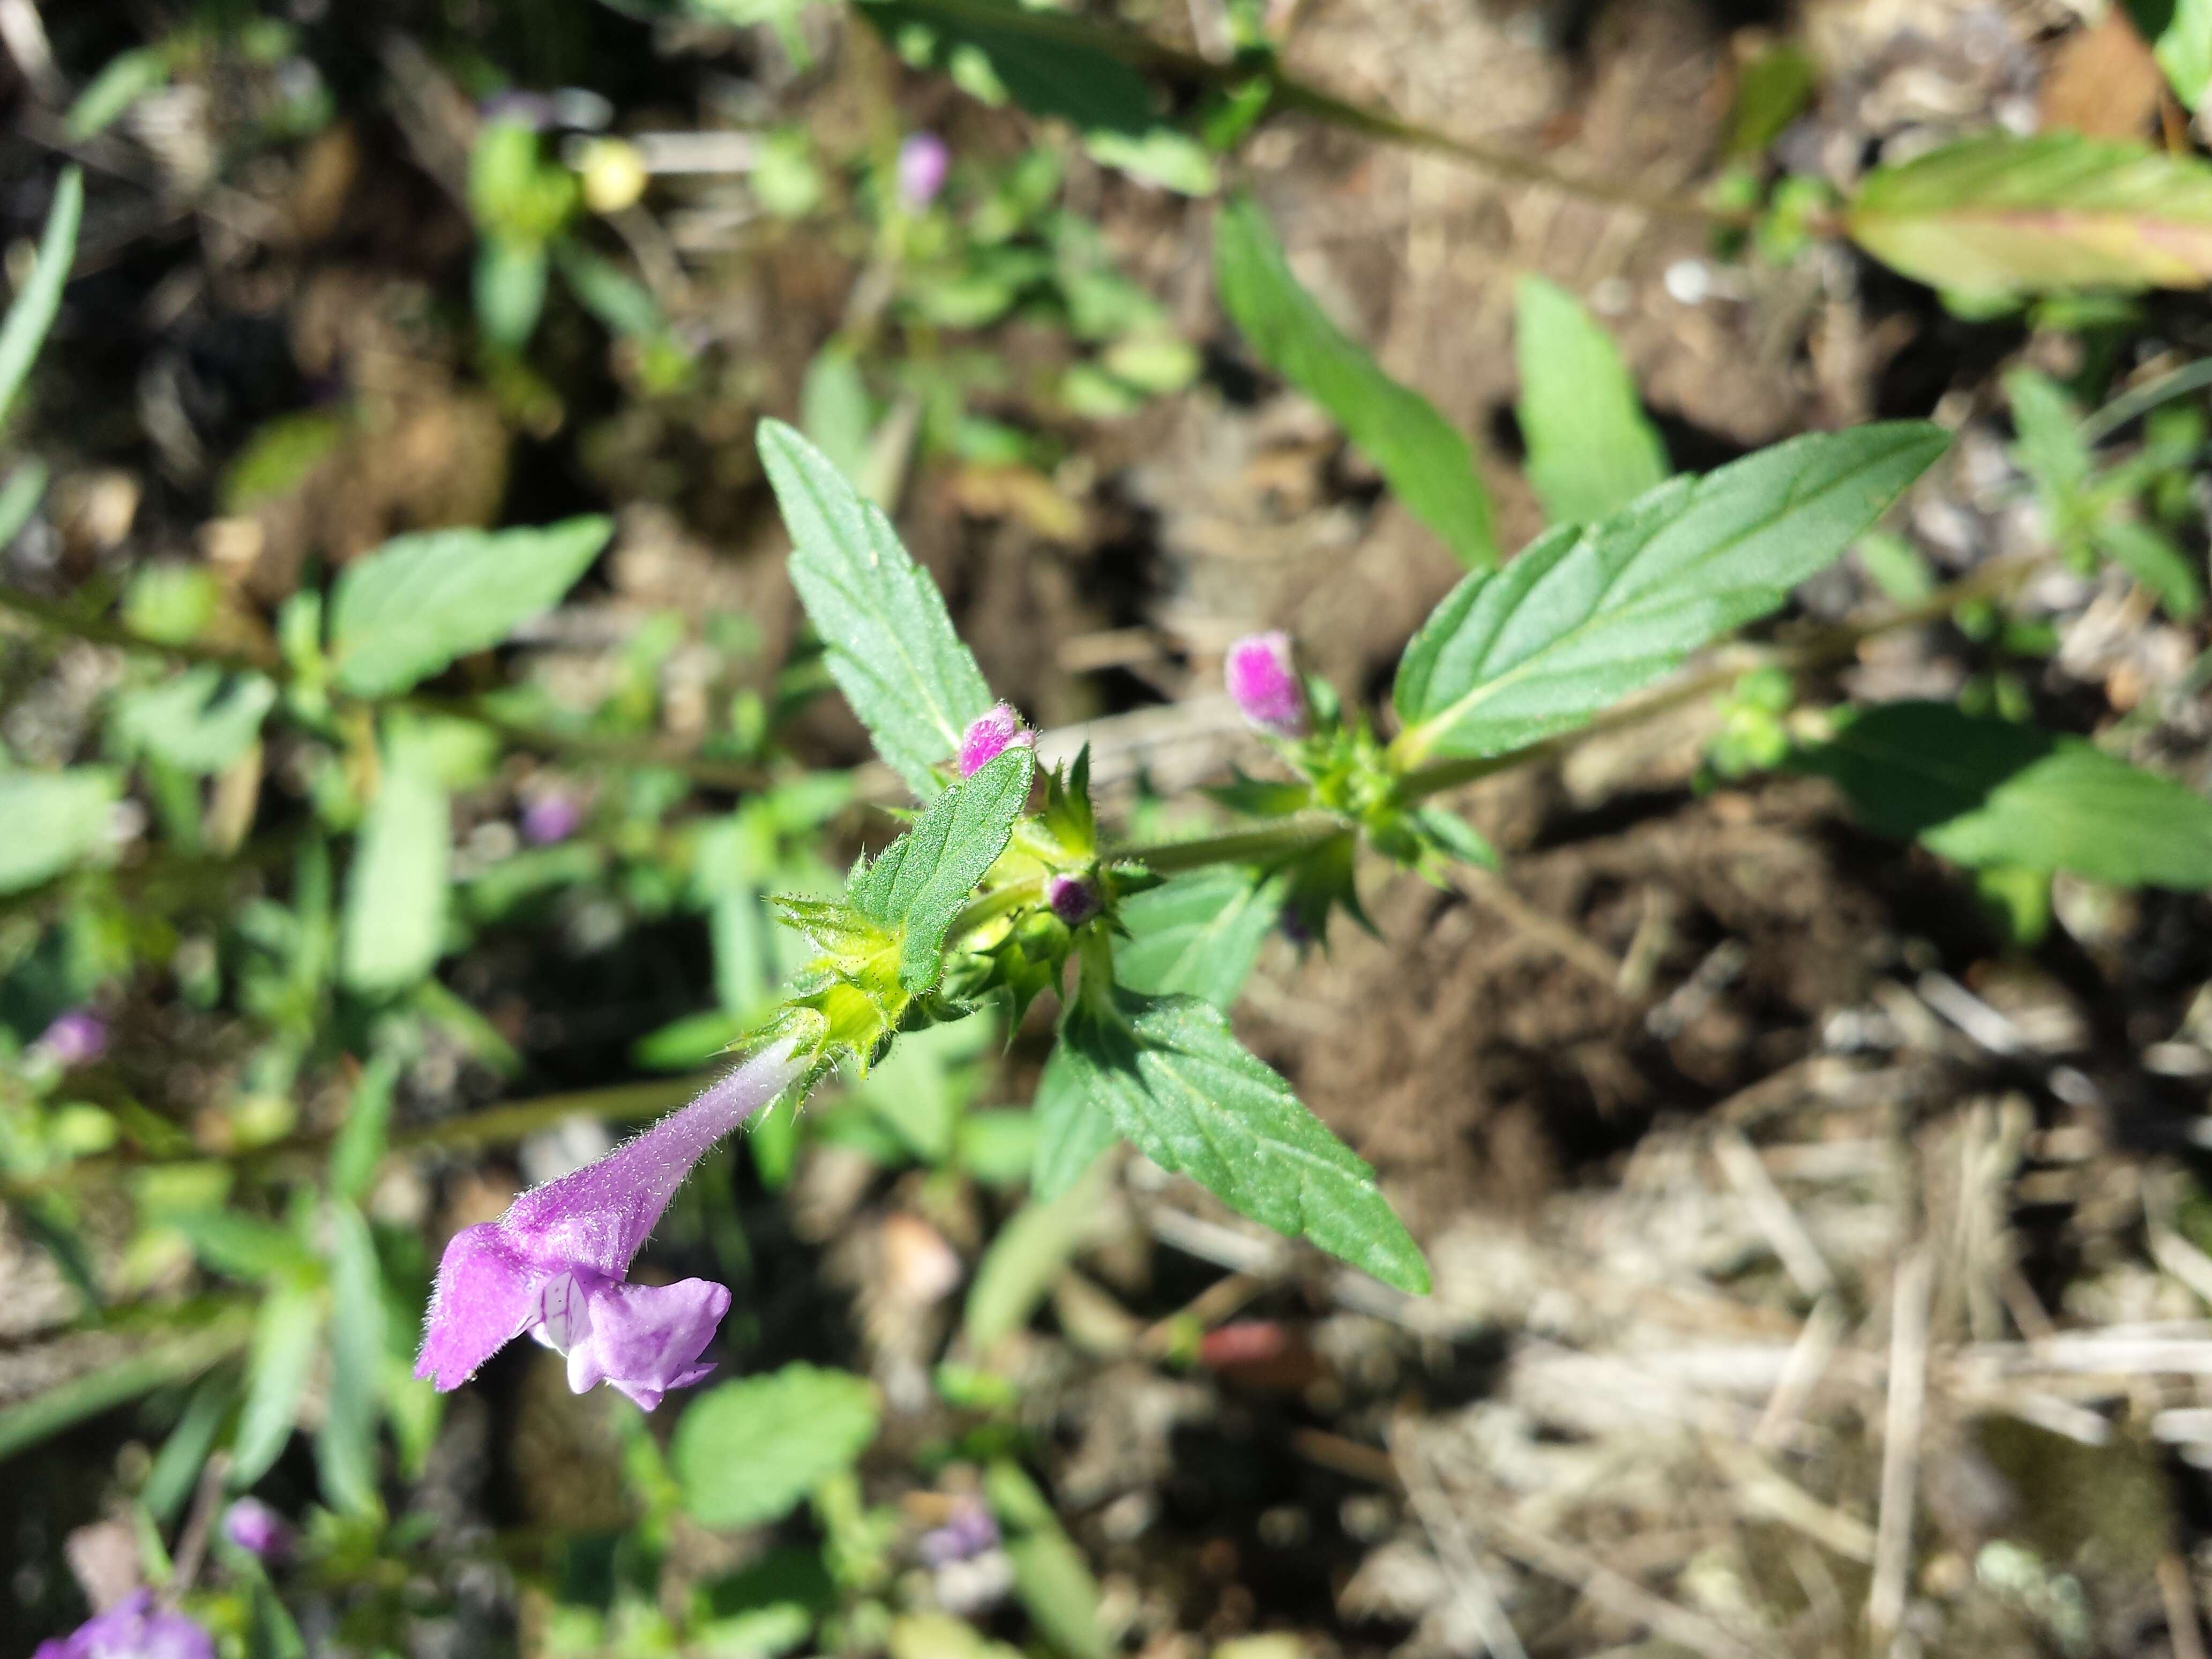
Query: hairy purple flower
[[520, 790, 582, 846], [221, 1498, 292, 1564], [415, 1038, 808, 1409], [34, 1591, 213, 1659], [1224, 632, 1306, 737], [1045, 874, 1100, 928], [958, 704, 1034, 778], [896, 132, 951, 210], [36, 1010, 107, 1070]]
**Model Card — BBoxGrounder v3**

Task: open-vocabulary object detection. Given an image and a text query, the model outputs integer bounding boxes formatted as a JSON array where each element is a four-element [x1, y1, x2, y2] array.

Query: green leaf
[[1216, 193, 1494, 570], [165, 1210, 319, 1284], [0, 767, 117, 893], [1028, 1042, 1118, 1202], [317, 1201, 385, 1514], [964, 1157, 1109, 1349], [1798, 701, 2212, 889], [229, 1280, 324, 1489], [1514, 275, 1669, 526], [144, 1370, 237, 1524], [2096, 518, 2204, 619], [0, 168, 81, 430], [0, 1316, 249, 1463], [986, 1461, 1108, 1659], [2152, 0, 2212, 108], [673, 1363, 880, 1529], [851, 746, 1035, 992], [327, 517, 612, 698], [1114, 866, 1284, 1009], [0, 460, 48, 549], [340, 736, 453, 993], [861, 0, 1156, 138], [330, 1053, 400, 1204], [851, 1015, 993, 1162], [1392, 422, 1947, 766], [760, 419, 995, 796], [113, 668, 278, 774], [1059, 983, 1428, 1292], [65, 50, 169, 139], [1846, 132, 2212, 302]]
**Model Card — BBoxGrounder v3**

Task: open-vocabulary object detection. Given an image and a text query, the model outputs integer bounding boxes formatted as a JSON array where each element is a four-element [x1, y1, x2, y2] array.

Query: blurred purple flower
[[896, 133, 951, 210], [918, 1500, 1000, 1567], [415, 1038, 808, 1409], [958, 704, 1034, 778], [33, 1591, 213, 1659], [221, 1498, 292, 1564], [520, 791, 582, 846], [36, 1010, 106, 1070], [1045, 873, 1100, 928], [1224, 632, 1306, 737]]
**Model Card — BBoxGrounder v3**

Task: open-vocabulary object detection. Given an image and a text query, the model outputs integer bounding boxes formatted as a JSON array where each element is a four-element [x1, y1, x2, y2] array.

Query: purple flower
[[919, 1500, 1000, 1567], [221, 1498, 292, 1564], [1224, 632, 1306, 737], [958, 704, 1034, 778], [896, 133, 951, 210], [36, 1010, 107, 1070], [34, 1591, 213, 1659], [520, 790, 582, 846], [415, 1038, 809, 1409], [1045, 874, 1100, 928]]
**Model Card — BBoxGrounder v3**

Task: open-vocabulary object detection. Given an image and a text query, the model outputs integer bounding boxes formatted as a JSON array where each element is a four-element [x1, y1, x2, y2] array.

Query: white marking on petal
[[538, 1271, 591, 1353]]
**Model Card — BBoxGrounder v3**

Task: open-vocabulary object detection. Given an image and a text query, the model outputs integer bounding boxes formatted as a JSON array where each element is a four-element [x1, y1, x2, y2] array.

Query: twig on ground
[[1391, 1427, 1531, 1659], [1715, 1127, 1835, 1299], [1870, 1244, 1934, 1644]]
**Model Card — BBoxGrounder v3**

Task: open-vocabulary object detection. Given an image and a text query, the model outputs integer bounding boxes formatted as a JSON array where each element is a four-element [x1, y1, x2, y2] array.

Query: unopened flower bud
[[1045, 873, 1100, 928], [896, 132, 951, 210], [221, 1498, 293, 1564], [1224, 632, 1306, 737], [958, 703, 1034, 777], [520, 790, 582, 846]]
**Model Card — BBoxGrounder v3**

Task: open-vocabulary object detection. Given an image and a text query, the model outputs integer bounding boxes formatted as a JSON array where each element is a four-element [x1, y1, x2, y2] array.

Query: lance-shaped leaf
[[1216, 192, 1494, 570], [1846, 132, 2212, 302], [1797, 701, 2212, 890], [328, 517, 612, 697], [760, 419, 994, 797], [340, 733, 452, 993], [1058, 983, 1428, 1293], [0, 168, 81, 430], [1391, 422, 1947, 766], [852, 745, 1035, 992], [1514, 275, 1669, 527]]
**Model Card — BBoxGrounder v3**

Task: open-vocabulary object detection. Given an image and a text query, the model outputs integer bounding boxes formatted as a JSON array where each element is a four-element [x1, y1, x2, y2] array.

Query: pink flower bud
[[958, 703, 1034, 778], [897, 132, 951, 209], [520, 790, 582, 846], [221, 1498, 292, 1563], [1224, 632, 1306, 737], [1046, 874, 1100, 928], [36, 1010, 106, 1070]]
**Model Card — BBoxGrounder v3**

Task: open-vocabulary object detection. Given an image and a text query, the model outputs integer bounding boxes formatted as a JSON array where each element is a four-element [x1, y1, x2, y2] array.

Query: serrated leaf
[[317, 1200, 385, 1514], [113, 668, 278, 774], [965, 1156, 1109, 1349], [0, 169, 80, 430], [229, 1281, 323, 1489], [1216, 192, 1494, 570], [760, 419, 994, 796], [327, 517, 611, 697], [1059, 985, 1428, 1292], [1029, 1042, 1118, 1202], [1847, 132, 2212, 301], [1392, 422, 1947, 766], [1799, 701, 2212, 888], [852, 747, 1035, 992], [340, 737, 452, 993], [1114, 866, 1284, 1009], [0, 767, 117, 893], [672, 1363, 880, 1529], [1514, 275, 1669, 526]]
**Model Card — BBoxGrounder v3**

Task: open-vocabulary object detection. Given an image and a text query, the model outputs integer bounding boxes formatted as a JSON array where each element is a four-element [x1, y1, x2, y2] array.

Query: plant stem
[[881, 0, 1757, 229]]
